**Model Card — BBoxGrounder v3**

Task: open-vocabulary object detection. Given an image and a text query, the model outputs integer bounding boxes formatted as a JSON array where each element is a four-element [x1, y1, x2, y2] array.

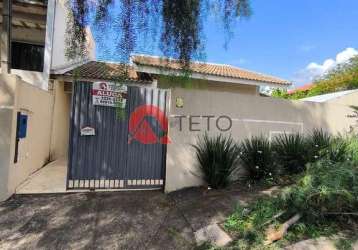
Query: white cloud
[[293, 47, 358, 84], [336, 48, 358, 63]]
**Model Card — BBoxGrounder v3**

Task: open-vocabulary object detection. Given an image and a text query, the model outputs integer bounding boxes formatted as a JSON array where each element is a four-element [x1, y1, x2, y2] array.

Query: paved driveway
[[0, 187, 273, 250]]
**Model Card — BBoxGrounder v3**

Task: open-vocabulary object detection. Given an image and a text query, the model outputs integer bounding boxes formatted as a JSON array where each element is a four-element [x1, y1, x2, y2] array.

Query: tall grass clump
[[239, 136, 274, 181], [307, 129, 331, 161], [192, 133, 240, 189], [322, 136, 350, 163], [313, 134, 358, 163], [273, 133, 309, 174], [347, 135, 358, 163]]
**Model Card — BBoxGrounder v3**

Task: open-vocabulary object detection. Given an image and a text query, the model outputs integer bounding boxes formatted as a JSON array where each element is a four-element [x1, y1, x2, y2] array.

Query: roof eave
[[133, 64, 291, 89], [51, 59, 91, 75], [50, 74, 152, 84]]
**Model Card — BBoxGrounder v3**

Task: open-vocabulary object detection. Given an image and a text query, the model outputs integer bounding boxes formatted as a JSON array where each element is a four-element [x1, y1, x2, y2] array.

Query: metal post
[[1, 0, 12, 73]]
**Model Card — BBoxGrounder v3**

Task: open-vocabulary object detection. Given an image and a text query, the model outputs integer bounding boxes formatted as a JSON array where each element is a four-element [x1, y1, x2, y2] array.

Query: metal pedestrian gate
[[67, 82, 170, 190]]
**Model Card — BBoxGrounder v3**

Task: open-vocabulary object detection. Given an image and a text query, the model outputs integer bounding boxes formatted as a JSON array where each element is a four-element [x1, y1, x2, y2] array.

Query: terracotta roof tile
[[58, 56, 291, 86], [132, 55, 291, 86], [287, 83, 313, 94], [64, 61, 140, 81]]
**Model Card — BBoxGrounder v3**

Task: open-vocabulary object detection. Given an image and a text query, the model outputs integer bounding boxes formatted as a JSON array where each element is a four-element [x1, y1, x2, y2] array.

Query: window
[[11, 42, 44, 72]]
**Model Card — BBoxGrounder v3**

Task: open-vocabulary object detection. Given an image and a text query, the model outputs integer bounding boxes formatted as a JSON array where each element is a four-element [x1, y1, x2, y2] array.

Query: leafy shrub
[[307, 129, 331, 161], [281, 159, 358, 217], [272, 133, 309, 174], [192, 133, 240, 189], [225, 158, 358, 248], [239, 136, 274, 181]]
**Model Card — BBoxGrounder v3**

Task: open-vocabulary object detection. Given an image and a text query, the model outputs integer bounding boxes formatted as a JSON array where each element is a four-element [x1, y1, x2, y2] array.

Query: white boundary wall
[[165, 88, 356, 192], [0, 75, 53, 201]]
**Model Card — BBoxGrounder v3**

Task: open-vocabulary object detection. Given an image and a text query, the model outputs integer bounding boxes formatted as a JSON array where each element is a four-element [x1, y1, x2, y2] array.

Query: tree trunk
[[264, 213, 301, 245]]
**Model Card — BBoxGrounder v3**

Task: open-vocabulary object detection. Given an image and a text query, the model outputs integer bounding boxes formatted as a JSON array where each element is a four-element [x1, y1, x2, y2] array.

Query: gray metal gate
[[67, 82, 170, 190]]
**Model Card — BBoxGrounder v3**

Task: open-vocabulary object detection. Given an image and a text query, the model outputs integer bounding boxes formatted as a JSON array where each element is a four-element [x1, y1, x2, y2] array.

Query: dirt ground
[[0, 185, 273, 250]]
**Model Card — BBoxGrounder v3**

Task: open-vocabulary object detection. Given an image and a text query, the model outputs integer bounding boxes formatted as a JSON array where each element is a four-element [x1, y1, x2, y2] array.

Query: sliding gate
[[67, 82, 169, 190]]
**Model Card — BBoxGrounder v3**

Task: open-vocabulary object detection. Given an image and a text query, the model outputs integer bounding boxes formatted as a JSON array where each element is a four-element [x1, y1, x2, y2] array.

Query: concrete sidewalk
[[16, 159, 68, 194]]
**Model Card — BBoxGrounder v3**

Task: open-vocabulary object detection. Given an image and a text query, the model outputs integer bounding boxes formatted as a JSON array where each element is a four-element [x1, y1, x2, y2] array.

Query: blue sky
[[94, 0, 358, 87]]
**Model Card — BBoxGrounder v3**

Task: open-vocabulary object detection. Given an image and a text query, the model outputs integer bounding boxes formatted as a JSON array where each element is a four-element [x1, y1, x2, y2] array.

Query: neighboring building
[[287, 83, 313, 95], [0, 0, 95, 89], [0, 0, 95, 201], [0, 0, 48, 88]]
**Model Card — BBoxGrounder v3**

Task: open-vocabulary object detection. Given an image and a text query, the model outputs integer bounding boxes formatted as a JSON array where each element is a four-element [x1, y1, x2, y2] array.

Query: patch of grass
[[194, 242, 216, 250], [334, 237, 355, 250], [224, 199, 286, 249], [335, 233, 358, 250], [224, 198, 344, 249], [225, 199, 283, 234], [284, 221, 339, 243]]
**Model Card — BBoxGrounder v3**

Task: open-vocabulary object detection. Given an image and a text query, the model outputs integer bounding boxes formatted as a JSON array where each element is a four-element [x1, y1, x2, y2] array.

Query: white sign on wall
[[92, 82, 127, 108], [80, 126, 95, 136]]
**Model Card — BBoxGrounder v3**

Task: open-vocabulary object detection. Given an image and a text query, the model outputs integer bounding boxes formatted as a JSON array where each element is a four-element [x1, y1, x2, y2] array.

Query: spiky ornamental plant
[[273, 133, 309, 174], [192, 133, 240, 189], [65, 0, 251, 66], [239, 136, 274, 181], [323, 136, 350, 163], [307, 128, 332, 162]]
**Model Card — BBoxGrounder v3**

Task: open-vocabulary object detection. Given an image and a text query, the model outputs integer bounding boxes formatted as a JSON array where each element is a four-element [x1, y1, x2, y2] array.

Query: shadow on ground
[[0, 185, 276, 250]]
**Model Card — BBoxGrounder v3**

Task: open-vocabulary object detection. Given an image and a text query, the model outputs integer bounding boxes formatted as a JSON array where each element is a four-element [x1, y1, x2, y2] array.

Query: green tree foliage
[[271, 88, 308, 100], [272, 56, 358, 100], [310, 56, 358, 95], [65, 0, 251, 66]]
